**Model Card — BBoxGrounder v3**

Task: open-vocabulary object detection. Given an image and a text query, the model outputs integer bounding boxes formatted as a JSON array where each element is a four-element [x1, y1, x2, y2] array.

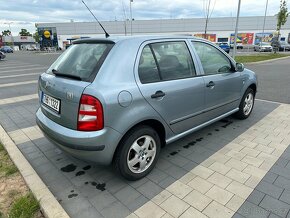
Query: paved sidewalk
[[1, 59, 290, 218]]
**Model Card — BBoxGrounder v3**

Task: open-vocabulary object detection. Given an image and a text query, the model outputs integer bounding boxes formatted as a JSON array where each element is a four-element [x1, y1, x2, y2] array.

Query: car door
[[136, 40, 205, 134], [192, 41, 243, 120]]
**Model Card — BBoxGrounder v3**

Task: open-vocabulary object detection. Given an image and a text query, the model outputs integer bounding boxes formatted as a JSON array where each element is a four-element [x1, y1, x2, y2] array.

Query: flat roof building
[[36, 16, 290, 49]]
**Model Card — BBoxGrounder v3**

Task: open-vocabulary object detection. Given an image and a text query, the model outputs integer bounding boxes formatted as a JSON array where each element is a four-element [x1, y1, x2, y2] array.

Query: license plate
[[42, 93, 60, 113]]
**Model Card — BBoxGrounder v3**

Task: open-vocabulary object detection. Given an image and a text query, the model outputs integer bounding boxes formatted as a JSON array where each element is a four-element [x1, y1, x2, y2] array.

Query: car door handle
[[206, 81, 215, 88], [151, 91, 165, 99]]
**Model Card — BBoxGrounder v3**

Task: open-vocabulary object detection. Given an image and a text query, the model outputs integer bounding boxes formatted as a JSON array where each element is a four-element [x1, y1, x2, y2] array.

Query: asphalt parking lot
[[1, 52, 290, 218]]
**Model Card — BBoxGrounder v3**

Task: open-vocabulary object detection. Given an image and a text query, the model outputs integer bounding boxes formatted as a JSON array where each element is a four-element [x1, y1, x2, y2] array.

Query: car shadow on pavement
[[10, 100, 281, 218]]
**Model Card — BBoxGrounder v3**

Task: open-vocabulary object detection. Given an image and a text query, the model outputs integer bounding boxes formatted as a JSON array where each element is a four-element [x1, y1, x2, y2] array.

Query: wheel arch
[[113, 119, 166, 162]]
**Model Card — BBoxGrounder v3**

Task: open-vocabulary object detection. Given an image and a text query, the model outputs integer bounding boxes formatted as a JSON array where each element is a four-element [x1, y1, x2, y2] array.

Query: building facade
[[36, 16, 290, 49]]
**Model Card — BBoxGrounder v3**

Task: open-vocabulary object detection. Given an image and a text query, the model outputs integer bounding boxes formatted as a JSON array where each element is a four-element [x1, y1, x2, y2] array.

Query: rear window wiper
[[52, 69, 82, 81]]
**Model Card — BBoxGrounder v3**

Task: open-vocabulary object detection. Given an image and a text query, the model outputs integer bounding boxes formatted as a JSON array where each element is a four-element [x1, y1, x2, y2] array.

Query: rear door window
[[47, 43, 114, 82], [138, 41, 196, 83]]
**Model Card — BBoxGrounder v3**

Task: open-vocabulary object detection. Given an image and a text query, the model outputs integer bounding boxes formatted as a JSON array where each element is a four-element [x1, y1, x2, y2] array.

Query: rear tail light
[[77, 95, 104, 131]]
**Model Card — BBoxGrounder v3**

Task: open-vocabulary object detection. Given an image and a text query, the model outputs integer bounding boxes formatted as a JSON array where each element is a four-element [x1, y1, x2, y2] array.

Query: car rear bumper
[[36, 108, 122, 165]]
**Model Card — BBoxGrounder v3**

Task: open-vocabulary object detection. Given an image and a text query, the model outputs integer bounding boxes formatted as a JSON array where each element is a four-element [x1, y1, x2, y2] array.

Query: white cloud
[[0, 0, 287, 35]]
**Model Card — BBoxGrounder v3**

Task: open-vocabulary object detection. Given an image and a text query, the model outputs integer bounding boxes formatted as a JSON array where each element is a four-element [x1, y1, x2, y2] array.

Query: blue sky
[[0, 0, 285, 35]]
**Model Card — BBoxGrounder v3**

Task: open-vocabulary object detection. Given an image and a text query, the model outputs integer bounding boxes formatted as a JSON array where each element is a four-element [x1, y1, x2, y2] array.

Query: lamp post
[[4, 22, 14, 48], [262, 0, 269, 35], [233, 0, 241, 60], [130, 0, 133, 35]]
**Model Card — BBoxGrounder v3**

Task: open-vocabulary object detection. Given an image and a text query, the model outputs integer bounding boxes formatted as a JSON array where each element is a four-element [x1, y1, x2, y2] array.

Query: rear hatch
[[39, 41, 114, 130]]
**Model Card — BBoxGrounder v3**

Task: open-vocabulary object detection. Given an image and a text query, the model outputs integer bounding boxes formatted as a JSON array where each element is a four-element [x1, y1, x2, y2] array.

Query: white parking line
[[0, 72, 40, 79], [0, 67, 47, 74], [0, 94, 38, 106], [0, 80, 38, 88], [0, 64, 42, 70], [256, 98, 283, 104]]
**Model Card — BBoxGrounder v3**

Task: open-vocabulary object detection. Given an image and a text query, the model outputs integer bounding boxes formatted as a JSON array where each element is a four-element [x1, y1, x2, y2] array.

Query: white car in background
[[254, 42, 273, 52]]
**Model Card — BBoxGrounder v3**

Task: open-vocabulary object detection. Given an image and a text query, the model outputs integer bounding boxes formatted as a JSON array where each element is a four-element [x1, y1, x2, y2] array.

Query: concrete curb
[[246, 55, 290, 64], [0, 125, 69, 218]]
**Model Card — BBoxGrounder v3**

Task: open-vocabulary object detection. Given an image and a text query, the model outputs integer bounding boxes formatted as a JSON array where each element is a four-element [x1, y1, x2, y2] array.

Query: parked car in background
[[36, 36, 257, 180], [0, 46, 13, 53], [254, 42, 273, 52], [230, 43, 243, 49], [217, 42, 230, 53], [278, 41, 290, 51], [0, 51, 6, 60]]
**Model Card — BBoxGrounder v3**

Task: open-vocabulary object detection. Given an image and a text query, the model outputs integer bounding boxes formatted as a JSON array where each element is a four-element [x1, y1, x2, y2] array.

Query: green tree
[[19, 28, 32, 36], [33, 31, 40, 43], [277, 0, 289, 34], [2, 30, 11, 36]]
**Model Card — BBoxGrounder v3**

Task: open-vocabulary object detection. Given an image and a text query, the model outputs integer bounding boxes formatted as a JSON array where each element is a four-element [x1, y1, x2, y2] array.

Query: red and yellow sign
[[194, 34, 216, 42], [230, 33, 254, 44]]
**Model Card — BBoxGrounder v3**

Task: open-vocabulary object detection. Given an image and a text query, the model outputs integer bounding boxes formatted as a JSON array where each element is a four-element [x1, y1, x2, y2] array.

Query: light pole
[[262, 0, 269, 42], [130, 0, 133, 35], [4, 22, 14, 48], [233, 0, 241, 60]]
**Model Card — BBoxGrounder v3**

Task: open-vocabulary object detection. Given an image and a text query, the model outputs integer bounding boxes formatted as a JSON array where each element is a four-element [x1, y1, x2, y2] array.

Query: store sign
[[20, 36, 28, 40], [230, 33, 254, 44], [43, 30, 51, 39], [194, 34, 216, 42]]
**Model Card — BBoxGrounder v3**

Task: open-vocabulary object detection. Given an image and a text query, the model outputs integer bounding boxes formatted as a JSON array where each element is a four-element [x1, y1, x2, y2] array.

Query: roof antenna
[[81, 0, 110, 38]]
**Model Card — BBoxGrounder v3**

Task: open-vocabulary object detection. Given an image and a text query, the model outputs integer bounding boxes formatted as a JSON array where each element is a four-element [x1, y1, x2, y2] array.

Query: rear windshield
[[47, 43, 114, 82]]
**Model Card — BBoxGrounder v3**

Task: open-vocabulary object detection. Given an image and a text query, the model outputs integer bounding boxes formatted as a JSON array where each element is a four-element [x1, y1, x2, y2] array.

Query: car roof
[[73, 35, 208, 44]]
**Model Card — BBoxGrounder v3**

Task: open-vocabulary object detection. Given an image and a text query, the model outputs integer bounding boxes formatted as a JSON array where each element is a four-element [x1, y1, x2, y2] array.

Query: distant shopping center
[[36, 16, 290, 49]]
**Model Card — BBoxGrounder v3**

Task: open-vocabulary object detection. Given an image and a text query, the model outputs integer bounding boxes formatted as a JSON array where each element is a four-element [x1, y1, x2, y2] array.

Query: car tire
[[235, 88, 255, 120], [114, 125, 161, 180]]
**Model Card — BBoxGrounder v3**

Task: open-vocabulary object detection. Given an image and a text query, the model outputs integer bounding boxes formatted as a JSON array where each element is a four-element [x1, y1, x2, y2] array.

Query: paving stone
[[255, 181, 283, 199], [279, 189, 290, 205], [240, 147, 261, 158], [241, 155, 264, 167], [263, 172, 279, 184], [274, 176, 290, 190], [72, 206, 103, 218], [271, 165, 290, 180], [205, 185, 233, 205], [152, 190, 172, 205], [179, 207, 208, 218], [237, 200, 270, 218], [245, 176, 262, 189], [268, 213, 282, 218], [89, 191, 117, 211], [146, 168, 169, 183], [115, 186, 142, 207], [247, 190, 265, 205], [207, 172, 232, 189], [178, 172, 196, 184], [226, 168, 250, 184], [160, 195, 190, 217], [187, 176, 213, 194], [225, 158, 248, 171], [243, 165, 267, 179], [190, 165, 214, 179], [158, 176, 176, 189], [203, 201, 234, 218], [260, 195, 290, 217], [226, 195, 245, 212], [135, 201, 166, 218], [183, 190, 212, 211], [100, 201, 131, 218], [137, 180, 163, 199], [226, 150, 246, 160], [226, 181, 253, 199], [209, 162, 231, 175], [166, 180, 192, 199], [164, 165, 188, 180]]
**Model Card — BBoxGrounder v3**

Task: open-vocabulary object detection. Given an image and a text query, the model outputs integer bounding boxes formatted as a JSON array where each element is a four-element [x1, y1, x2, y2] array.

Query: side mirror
[[236, 63, 244, 72]]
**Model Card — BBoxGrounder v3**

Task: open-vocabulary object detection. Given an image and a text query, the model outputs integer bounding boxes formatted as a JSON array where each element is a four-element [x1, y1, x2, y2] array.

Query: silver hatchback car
[[36, 36, 257, 180]]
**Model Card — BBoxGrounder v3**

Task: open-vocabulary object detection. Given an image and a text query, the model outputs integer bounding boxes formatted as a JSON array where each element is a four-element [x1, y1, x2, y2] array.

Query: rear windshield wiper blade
[[52, 69, 82, 81]]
